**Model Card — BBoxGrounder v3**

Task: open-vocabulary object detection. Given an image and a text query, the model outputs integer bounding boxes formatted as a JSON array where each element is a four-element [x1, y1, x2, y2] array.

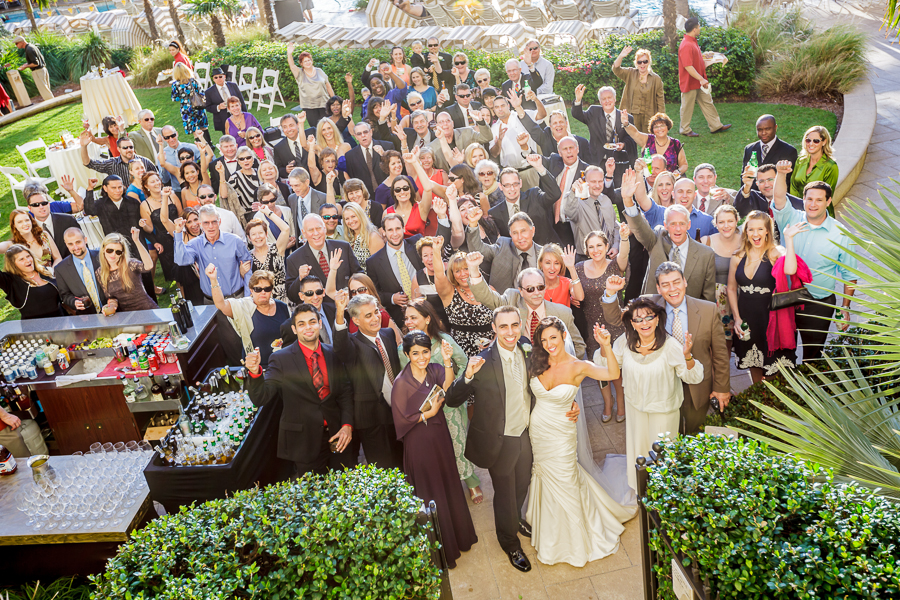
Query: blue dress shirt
[[174, 231, 252, 297]]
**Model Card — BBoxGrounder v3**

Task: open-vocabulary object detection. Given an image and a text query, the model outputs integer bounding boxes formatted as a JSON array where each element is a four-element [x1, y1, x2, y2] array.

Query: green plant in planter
[[90, 466, 442, 599], [644, 435, 900, 599]]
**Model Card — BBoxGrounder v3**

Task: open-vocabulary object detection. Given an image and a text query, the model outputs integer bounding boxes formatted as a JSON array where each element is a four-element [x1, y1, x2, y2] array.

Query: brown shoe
[[683, 131, 700, 137], [711, 124, 732, 134]]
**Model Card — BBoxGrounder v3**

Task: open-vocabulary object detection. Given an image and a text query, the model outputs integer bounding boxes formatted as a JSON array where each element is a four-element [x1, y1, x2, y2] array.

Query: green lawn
[[0, 87, 836, 322]]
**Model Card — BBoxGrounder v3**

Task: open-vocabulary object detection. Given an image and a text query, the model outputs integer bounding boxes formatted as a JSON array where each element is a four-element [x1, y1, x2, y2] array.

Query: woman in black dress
[[0, 245, 64, 319], [391, 330, 478, 569], [139, 172, 182, 283], [160, 206, 204, 306], [727, 211, 797, 383]]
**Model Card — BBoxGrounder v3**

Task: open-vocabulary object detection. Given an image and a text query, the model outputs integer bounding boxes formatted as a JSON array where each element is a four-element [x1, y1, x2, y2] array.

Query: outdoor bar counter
[[0, 306, 224, 454]]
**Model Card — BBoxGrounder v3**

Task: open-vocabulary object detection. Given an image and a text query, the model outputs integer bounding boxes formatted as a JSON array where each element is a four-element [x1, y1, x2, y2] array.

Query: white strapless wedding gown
[[525, 378, 636, 567]]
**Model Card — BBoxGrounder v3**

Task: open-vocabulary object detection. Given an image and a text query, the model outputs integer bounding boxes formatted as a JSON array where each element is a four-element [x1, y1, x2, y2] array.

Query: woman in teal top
[[399, 298, 484, 504], [791, 125, 839, 214]]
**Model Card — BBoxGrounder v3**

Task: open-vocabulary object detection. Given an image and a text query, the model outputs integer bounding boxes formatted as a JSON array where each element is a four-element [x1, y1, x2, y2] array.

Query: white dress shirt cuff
[[334, 321, 348, 331], [601, 292, 618, 304], [624, 204, 639, 217]]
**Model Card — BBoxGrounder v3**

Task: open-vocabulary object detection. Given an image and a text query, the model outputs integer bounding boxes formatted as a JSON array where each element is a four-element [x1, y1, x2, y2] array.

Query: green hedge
[[90, 466, 442, 599], [645, 435, 900, 599], [194, 27, 755, 105]]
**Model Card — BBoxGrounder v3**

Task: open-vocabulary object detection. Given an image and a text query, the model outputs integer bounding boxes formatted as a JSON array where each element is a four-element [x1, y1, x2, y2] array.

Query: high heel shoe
[[601, 413, 612, 423], [616, 414, 626, 423]]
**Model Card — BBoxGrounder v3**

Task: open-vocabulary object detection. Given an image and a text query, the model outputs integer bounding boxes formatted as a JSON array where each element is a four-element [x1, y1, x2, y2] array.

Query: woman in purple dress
[[391, 330, 478, 569], [224, 96, 263, 148]]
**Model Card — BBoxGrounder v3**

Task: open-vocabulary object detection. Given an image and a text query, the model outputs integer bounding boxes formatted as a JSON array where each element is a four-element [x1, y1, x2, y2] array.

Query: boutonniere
[[521, 343, 532, 356]]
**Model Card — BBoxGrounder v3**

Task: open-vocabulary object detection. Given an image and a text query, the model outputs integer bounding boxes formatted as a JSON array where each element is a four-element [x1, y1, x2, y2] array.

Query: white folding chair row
[[250, 69, 286, 115], [237, 66, 258, 100], [1, 166, 37, 208], [194, 61, 211, 88]]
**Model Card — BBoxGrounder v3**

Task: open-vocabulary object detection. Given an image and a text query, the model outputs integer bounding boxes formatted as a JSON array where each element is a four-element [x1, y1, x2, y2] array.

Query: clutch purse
[[770, 285, 813, 310]]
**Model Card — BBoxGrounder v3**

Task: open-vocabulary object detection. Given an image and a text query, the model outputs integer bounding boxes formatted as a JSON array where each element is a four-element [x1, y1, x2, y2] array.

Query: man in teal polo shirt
[[772, 160, 856, 361]]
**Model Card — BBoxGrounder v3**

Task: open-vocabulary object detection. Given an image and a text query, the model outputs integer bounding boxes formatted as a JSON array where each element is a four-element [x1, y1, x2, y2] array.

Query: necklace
[[638, 339, 655, 348], [458, 286, 475, 301]]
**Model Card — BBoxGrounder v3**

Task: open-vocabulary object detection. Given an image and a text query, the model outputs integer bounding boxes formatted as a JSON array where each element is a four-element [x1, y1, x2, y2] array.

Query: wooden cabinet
[[37, 385, 140, 454]]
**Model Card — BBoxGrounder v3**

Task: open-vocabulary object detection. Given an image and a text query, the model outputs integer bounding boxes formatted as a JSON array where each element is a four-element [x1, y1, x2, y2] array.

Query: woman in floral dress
[[170, 63, 209, 139]]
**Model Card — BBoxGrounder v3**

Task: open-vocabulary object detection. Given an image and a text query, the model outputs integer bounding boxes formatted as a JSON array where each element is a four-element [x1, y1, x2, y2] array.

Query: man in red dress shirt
[[677, 18, 731, 138]]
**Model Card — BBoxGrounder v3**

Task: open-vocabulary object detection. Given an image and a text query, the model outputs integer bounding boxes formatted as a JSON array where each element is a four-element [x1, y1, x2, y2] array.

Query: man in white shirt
[[518, 39, 554, 95], [196, 184, 246, 241], [159, 125, 200, 194], [490, 94, 543, 190], [287, 167, 326, 239]]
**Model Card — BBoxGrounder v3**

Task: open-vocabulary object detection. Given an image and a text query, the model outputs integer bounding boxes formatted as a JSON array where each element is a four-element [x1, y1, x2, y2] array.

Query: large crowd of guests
[[4, 21, 856, 573]]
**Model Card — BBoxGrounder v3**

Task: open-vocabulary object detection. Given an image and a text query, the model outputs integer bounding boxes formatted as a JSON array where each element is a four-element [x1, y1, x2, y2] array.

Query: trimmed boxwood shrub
[[90, 466, 442, 599], [194, 27, 755, 105], [644, 435, 900, 599]]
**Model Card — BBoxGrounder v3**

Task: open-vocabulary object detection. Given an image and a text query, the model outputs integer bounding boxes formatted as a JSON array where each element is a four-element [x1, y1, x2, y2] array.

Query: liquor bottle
[[163, 375, 181, 400], [121, 375, 136, 403], [133, 378, 150, 402], [12, 385, 31, 411], [695, 227, 702, 242], [176, 288, 194, 330], [0, 444, 17, 475], [150, 376, 164, 402], [171, 303, 184, 335]]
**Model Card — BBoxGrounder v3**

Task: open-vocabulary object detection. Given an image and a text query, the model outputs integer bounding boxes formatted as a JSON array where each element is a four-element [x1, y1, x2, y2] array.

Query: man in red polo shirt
[[678, 17, 731, 137]]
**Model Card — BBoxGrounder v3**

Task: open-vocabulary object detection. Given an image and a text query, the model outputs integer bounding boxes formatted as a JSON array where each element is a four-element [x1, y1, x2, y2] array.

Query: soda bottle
[[748, 151, 758, 169]]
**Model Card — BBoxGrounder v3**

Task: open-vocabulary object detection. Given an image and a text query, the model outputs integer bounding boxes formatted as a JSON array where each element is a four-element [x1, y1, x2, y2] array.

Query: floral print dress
[[171, 79, 208, 135]]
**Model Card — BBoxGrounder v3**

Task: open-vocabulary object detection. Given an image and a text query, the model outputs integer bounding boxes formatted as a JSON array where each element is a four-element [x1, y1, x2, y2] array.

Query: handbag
[[770, 266, 814, 310], [190, 80, 206, 109]]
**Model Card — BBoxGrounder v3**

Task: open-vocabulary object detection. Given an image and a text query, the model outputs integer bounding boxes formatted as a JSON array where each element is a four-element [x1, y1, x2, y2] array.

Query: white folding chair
[[16, 139, 52, 179], [269, 117, 283, 129], [194, 61, 211, 88], [237, 66, 258, 100], [251, 69, 286, 114], [227, 64, 237, 82], [0, 166, 54, 208]]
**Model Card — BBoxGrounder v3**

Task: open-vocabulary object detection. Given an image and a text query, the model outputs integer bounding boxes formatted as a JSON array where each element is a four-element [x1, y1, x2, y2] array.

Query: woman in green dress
[[399, 297, 484, 504], [790, 125, 838, 214]]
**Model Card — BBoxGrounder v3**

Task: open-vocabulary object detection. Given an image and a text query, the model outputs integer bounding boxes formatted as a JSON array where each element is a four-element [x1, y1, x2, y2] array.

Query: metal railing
[[416, 500, 454, 600]]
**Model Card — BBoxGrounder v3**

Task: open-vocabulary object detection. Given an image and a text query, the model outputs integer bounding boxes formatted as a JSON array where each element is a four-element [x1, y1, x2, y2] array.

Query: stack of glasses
[[14, 440, 154, 532]]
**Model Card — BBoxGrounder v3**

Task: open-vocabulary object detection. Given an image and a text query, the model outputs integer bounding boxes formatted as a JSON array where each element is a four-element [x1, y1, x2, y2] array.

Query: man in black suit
[[339, 121, 392, 195], [273, 113, 308, 179], [739, 115, 798, 192], [26, 189, 79, 260], [425, 37, 455, 93], [404, 110, 437, 150], [446, 306, 578, 573], [280, 275, 336, 346], [366, 213, 426, 327], [333, 290, 404, 470], [55, 227, 106, 314], [537, 110, 591, 159], [438, 83, 483, 129], [572, 84, 637, 184], [735, 163, 804, 243], [500, 58, 543, 112], [245, 304, 355, 478], [285, 214, 361, 306], [205, 68, 245, 135], [541, 136, 591, 250], [488, 154, 561, 245], [208, 135, 240, 193]]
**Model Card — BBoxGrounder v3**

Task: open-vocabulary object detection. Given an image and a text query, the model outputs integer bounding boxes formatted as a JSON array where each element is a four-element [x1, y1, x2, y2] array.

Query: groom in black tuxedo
[[446, 306, 579, 572]]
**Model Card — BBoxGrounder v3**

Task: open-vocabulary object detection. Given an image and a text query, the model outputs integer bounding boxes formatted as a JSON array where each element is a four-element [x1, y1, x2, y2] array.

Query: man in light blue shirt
[[159, 125, 200, 193], [772, 160, 856, 361]]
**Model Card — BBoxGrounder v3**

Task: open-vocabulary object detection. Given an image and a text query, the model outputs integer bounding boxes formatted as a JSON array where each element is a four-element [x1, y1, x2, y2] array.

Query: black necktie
[[521, 251, 529, 270]]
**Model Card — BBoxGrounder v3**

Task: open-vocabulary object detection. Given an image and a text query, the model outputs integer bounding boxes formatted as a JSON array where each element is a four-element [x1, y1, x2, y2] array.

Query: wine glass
[[75, 502, 90, 530], [35, 500, 51, 531], [88, 502, 102, 528], [60, 501, 74, 530], [89, 442, 103, 454], [48, 502, 63, 530]]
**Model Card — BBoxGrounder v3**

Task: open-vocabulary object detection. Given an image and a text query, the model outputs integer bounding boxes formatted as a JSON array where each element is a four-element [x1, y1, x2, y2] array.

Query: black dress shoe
[[507, 549, 532, 572], [518, 520, 532, 538], [711, 124, 733, 134], [683, 131, 700, 137]]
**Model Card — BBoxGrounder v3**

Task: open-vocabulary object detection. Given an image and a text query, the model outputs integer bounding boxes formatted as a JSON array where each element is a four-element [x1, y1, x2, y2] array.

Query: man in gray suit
[[129, 109, 162, 162], [465, 254, 586, 358], [621, 171, 716, 302], [429, 110, 493, 171], [692, 163, 736, 215], [563, 165, 621, 258], [286, 167, 327, 240], [55, 228, 106, 315], [465, 208, 541, 293]]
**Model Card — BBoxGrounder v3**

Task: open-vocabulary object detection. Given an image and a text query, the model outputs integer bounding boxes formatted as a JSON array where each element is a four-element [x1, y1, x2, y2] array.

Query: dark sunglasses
[[631, 314, 658, 323], [163, 133, 178, 140], [428, 43, 439, 47], [636, 60, 649, 65], [198, 193, 216, 200], [457, 93, 471, 98], [238, 156, 255, 161], [805, 138, 822, 144], [477, 171, 493, 177], [120, 145, 134, 150], [248, 134, 261, 140], [178, 155, 193, 161], [302, 288, 326, 297], [143, 117, 155, 122], [476, 78, 488, 83], [520, 284, 546, 293], [349, 286, 368, 296], [321, 215, 342, 221], [454, 61, 466, 66], [393, 185, 411, 193], [251, 285, 274, 293], [448, 175, 460, 182], [410, 99, 423, 105], [104, 247, 123, 256], [29, 201, 50, 207], [260, 199, 277, 204]]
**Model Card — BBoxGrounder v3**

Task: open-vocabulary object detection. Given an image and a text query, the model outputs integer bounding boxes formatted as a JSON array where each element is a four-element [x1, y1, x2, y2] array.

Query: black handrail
[[416, 500, 454, 600]]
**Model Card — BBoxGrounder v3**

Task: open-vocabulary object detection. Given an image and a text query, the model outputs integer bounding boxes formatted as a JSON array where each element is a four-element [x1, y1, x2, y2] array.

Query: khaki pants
[[31, 67, 54, 101], [679, 88, 722, 134]]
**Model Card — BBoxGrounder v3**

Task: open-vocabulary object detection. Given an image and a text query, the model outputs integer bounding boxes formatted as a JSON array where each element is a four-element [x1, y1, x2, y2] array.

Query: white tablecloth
[[46, 142, 102, 191], [80, 74, 143, 132]]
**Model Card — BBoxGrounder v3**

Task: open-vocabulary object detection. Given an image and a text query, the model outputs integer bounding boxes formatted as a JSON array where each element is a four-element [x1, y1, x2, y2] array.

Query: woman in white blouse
[[593, 295, 703, 491]]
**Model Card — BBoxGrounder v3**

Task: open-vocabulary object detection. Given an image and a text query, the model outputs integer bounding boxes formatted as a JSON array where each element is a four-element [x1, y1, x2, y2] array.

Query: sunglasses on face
[[428, 43, 439, 47], [806, 138, 822, 144], [179, 155, 192, 162], [105, 247, 123, 256], [520, 284, 546, 293], [198, 193, 216, 200], [252, 285, 274, 293], [410, 99, 423, 105], [121, 145, 134, 150], [448, 175, 460, 182], [526, 46, 539, 51], [631, 314, 658, 323], [477, 171, 493, 177], [239, 156, 255, 161], [454, 61, 466, 66], [476, 78, 488, 83], [302, 288, 326, 297], [248, 134, 261, 140], [636, 60, 649, 65], [393, 185, 411, 193], [260, 199, 277, 204], [144, 117, 155, 122], [321, 215, 341, 221], [163, 133, 178, 140], [349, 286, 369, 296], [457, 93, 471, 98], [29, 201, 49, 207]]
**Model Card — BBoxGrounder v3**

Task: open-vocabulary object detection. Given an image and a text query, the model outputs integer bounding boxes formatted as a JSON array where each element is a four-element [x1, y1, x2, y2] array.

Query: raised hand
[[344, 72, 353, 84], [432, 196, 448, 218], [215, 161, 225, 174], [441, 339, 454, 362], [287, 41, 295, 53], [776, 159, 793, 174], [433, 235, 445, 250], [297, 264, 312, 280], [245, 347, 261, 374], [450, 147, 464, 165], [205, 263, 217, 279], [573, 179, 587, 198], [467, 206, 483, 228], [174, 217, 185, 233], [606, 157, 616, 177], [605, 274, 625, 294], [326, 170, 338, 184], [574, 84, 586, 103], [516, 131, 530, 149], [445, 183, 458, 202], [373, 145, 384, 156], [329, 248, 344, 271], [60, 174, 75, 192], [402, 151, 416, 164], [465, 355, 486, 379], [593, 323, 612, 347], [619, 45, 633, 58], [506, 88, 522, 110], [87, 177, 98, 189], [683, 333, 694, 358], [525, 89, 537, 102], [394, 125, 407, 144], [497, 125, 508, 143], [525, 153, 543, 170], [620, 168, 637, 199], [563, 245, 577, 270], [130, 227, 141, 242], [465, 251, 484, 269], [335, 288, 349, 313], [783, 222, 808, 240], [619, 221, 631, 239], [342, 99, 352, 118]]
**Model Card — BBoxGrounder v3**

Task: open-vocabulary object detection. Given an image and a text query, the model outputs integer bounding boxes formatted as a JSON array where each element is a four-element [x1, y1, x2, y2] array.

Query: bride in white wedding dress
[[526, 316, 637, 567]]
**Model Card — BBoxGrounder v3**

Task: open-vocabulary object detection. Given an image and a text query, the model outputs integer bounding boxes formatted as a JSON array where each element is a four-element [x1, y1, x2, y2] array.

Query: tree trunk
[[261, 0, 277, 36], [168, 0, 186, 48], [23, 0, 38, 33], [675, 0, 689, 17], [142, 0, 161, 44], [256, 0, 267, 31], [210, 14, 226, 48], [663, 0, 678, 53]]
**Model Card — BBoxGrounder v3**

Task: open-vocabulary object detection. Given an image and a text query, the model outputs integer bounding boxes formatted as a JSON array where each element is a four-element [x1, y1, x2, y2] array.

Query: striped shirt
[[86, 155, 157, 183]]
